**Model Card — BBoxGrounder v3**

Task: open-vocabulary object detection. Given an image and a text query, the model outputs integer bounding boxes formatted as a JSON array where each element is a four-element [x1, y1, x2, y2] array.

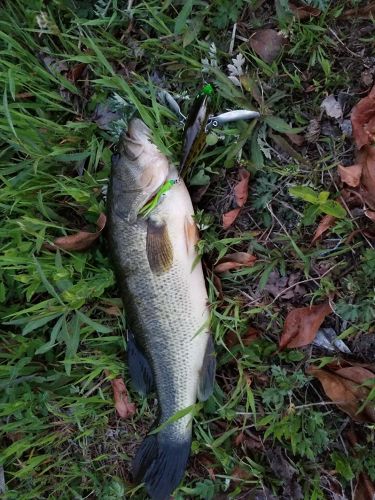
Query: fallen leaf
[[102, 305, 122, 316], [222, 169, 251, 228], [289, 2, 321, 20], [264, 271, 306, 299], [16, 92, 33, 99], [44, 213, 106, 252], [235, 432, 246, 447], [207, 467, 216, 481], [67, 63, 87, 83], [354, 472, 375, 500], [231, 466, 252, 481], [249, 29, 287, 64], [214, 252, 256, 273], [311, 214, 337, 244], [109, 377, 136, 419], [234, 168, 250, 208], [341, 1, 375, 19], [307, 365, 375, 423], [268, 131, 306, 165], [321, 95, 343, 120], [279, 302, 332, 350], [365, 210, 375, 222], [351, 85, 375, 149], [347, 425, 375, 499], [266, 448, 303, 500], [359, 145, 375, 209], [222, 208, 241, 229], [338, 164, 362, 188], [285, 132, 305, 146], [234, 431, 262, 450], [226, 326, 259, 348]]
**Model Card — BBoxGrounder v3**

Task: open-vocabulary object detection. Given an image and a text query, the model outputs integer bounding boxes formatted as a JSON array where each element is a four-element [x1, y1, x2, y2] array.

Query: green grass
[[1, 0, 375, 498]]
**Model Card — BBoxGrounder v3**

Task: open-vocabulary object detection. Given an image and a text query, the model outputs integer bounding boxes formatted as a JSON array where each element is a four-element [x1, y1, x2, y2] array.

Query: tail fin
[[132, 434, 191, 500]]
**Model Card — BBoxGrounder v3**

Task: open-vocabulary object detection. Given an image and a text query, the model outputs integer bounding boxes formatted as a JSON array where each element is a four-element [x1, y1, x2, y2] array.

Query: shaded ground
[[0, 1, 374, 499]]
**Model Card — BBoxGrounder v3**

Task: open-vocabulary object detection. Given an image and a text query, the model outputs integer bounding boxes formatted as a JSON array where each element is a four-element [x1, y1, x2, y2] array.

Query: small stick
[[229, 23, 237, 55]]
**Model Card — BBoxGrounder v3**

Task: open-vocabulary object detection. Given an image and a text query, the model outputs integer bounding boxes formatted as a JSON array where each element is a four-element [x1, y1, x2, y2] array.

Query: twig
[[83, 376, 107, 397], [328, 28, 364, 62], [229, 23, 237, 55]]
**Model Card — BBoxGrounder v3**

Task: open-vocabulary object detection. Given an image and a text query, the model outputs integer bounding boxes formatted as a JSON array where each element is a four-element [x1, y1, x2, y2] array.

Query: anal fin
[[127, 332, 154, 395], [197, 335, 216, 401]]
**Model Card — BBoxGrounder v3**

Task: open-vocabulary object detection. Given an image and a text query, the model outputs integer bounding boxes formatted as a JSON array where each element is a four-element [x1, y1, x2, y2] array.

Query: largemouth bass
[[107, 118, 216, 500]]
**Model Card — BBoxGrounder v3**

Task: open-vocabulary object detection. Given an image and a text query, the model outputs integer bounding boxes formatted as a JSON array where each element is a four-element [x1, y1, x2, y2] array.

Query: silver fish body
[[107, 119, 215, 500]]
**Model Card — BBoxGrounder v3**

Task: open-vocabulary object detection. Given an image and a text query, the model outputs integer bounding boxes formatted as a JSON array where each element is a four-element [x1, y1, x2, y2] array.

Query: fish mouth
[[127, 118, 151, 142]]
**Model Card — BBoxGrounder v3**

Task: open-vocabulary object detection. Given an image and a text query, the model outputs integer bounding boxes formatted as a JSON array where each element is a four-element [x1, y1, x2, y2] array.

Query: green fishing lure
[[138, 179, 177, 218]]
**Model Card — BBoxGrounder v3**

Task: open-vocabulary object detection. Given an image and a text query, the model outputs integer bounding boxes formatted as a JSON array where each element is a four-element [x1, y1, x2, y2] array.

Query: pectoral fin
[[127, 332, 154, 395], [184, 216, 199, 255], [197, 335, 216, 401], [146, 219, 173, 274]]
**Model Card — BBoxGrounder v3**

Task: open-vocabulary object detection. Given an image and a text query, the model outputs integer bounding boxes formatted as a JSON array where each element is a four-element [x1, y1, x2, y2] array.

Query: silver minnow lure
[[206, 109, 260, 129]]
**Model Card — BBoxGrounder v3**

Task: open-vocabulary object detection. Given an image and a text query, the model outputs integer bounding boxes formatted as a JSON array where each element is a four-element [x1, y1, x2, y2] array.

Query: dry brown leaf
[[222, 169, 251, 228], [103, 305, 122, 316], [234, 168, 250, 208], [110, 377, 136, 419], [249, 29, 287, 64], [222, 208, 241, 229], [279, 302, 332, 350], [351, 85, 375, 149], [226, 326, 259, 348], [311, 214, 337, 245], [231, 467, 252, 481], [359, 145, 375, 209], [354, 472, 375, 500], [67, 63, 87, 82], [235, 431, 262, 450], [289, 2, 321, 19], [16, 92, 34, 100], [285, 132, 305, 146], [45, 213, 106, 252], [365, 210, 375, 222], [214, 252, 256, 273], [338, 164, 363, 188], [307, 365, 375, 423], [341, 1, 375, 19]]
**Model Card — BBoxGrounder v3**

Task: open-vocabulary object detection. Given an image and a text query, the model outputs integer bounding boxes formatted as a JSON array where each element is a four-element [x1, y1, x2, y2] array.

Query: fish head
[[112, 119, 170, 222]]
